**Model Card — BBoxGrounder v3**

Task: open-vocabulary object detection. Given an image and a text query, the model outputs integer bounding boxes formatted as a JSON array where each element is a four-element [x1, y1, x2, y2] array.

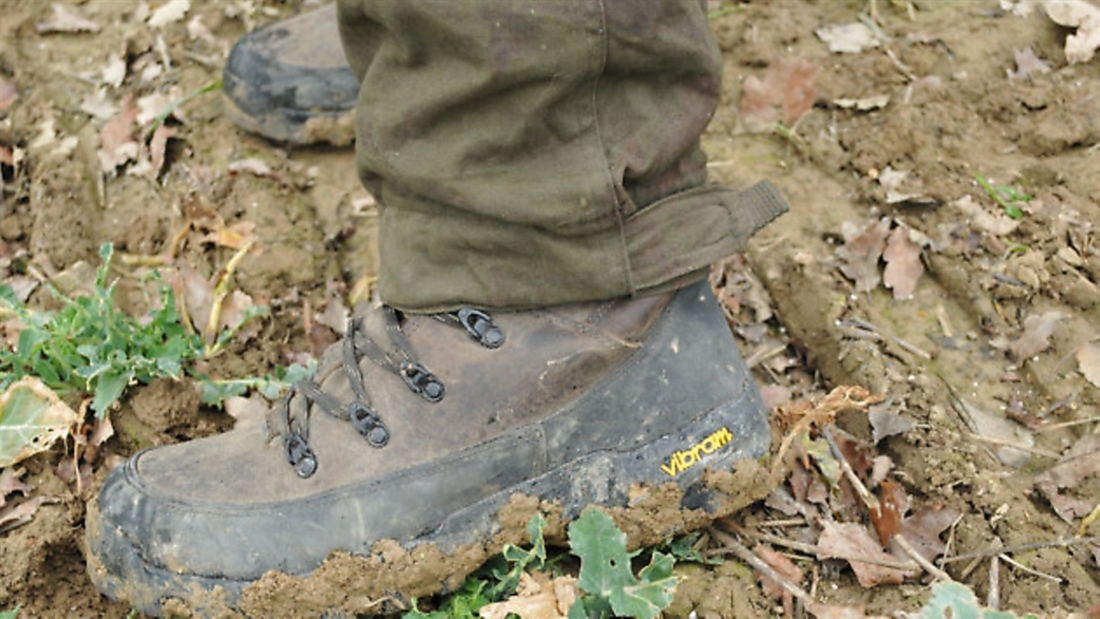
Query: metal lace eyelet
[[400, 361, 444, 402], [349, 401, 389, 447], [285, 432, 317, 478], [457, 308, 505, 349]]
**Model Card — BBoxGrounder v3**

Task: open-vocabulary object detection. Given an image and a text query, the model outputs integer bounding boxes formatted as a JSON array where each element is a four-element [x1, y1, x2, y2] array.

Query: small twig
[[1078, 503, 1100, 538], [988, 554, 1000, 609], [941, 536, 1100, 564], [746, 343, 788, 369], [734, 526, 920, 574], [708, 527, 813, 603], [1038, 416, 1100, 433], [894, 534, 955, 583], [752, 518, 808, 528], [892, 336, 932, 360], [998, 553, 1062, 583], [204, 240, 254, 350], [959, 553, 986, 581], [965, 434, 1062, 460], [823, 426, 880, 512]]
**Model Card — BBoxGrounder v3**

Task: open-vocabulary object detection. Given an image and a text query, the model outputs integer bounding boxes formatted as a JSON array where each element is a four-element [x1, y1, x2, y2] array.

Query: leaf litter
[[740, 57, 821, 133]]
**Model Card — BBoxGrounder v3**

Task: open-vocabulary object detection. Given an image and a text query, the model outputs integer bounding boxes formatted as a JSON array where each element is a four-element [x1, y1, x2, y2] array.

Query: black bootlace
[[279, 306, 504, 478]]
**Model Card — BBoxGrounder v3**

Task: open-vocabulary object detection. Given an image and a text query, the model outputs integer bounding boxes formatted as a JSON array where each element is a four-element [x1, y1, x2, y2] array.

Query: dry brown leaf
[[754, 544, 805, 600], [0, 494, 56, 534], [808, 603, 876, 619], [0, 377, 81, 468], [79, 89, 119, 121], [98, 94, 140, 173], [101, 53, 127, 88], [136, 89, 184, 126], [839, 218, 891, 293], [0, 75, 18, 112], [36, 3, 101, 34], [870, 480, 906, 546], [162, 262, 214, 335], [479, 572, 579, 619], [759, 384, 793, 413], [1044, 0, 1100, 63], [816, 22, 880, 54], [216, 289, 260, 342], [1035, 433, 1100, 522], [228, 157, 273, 177], [1010, 311, 1063, 360], [740, 58, 821, 132], [149, 124, 177, 178], [148, 0, 191, 29], [1077, 340, 1100, 387], [0, 467, 32, 508], [85, 414, 114, 462], [868, 411, 912, 444], [882, 226, 923, 300], [892, 506, 959, 562], [1008, 46, 1052, 79], [817, 521, 909, 587]]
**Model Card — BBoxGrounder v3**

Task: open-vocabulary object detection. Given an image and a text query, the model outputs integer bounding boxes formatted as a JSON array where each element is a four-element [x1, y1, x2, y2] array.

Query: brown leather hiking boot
[[223, 4, 357, 145], [86, 279, 771, 616]]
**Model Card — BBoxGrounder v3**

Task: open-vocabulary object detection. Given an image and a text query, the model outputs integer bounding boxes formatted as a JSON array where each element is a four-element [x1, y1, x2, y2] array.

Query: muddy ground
[[1, 0, 1097, 617]]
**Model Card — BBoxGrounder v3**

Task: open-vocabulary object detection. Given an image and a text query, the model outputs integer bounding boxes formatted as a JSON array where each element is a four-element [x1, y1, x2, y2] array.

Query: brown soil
[[1, 0, 1097, 617]]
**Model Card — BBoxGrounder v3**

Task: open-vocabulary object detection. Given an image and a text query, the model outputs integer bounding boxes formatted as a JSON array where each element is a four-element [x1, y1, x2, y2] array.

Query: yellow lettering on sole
[[660, 427, 734, 478]]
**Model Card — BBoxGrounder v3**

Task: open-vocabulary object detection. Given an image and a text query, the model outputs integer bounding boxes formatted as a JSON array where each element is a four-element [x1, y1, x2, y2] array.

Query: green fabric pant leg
[[336, 0, 788, 312]]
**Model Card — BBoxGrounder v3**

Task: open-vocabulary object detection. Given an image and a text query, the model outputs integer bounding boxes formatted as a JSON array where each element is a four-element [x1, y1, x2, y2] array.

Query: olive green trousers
[[337, 0, 788, 312]]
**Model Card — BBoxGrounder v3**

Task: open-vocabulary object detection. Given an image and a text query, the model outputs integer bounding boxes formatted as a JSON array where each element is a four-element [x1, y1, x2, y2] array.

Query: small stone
[[1055, 246, 1084, 267]]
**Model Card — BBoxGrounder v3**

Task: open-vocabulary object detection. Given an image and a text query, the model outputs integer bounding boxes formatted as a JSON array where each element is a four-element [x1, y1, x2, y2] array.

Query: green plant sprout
[[0, 243, 303, 416], [403, 510, 681, 619], [975, 172, 1032, 220]]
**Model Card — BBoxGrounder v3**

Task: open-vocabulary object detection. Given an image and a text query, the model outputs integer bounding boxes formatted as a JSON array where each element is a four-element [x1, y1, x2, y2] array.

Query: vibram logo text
[[660, 427, 734, 477]]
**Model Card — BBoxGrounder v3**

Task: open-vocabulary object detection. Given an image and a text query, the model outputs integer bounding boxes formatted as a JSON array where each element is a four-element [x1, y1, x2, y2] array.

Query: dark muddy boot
[[86, 279, 771, 617], [223, 3, 357, 146]]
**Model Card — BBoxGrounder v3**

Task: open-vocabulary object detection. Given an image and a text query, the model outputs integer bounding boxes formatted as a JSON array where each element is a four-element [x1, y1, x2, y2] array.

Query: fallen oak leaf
[[479, 571, 579, 619], [1010, 311, 1063, 360], [882, 225, 924, 300], [0, 494, 58, 534], [1034, 433, 1100, 523], [0, 467, 32, 508], [838, 218, 891, 293], [98, 94, 140, 173], [890, 506, 960, 563], [740, 57, 821, 132], [149, 124, 177, 178], [1077, 340, 1100, 387], [754, 544, 805, 601], [817, 521, 909, 587]]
